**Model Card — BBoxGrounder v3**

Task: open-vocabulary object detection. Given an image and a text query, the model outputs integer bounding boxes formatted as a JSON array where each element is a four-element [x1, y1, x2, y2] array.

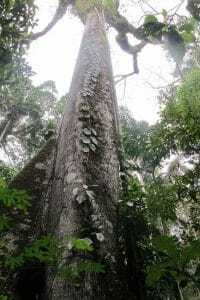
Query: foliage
[[71, 237, 94, 252], [119, 175, 151, 299], [0, 0, 37, 80], [58, 260, 105, 283], [0, 176, 105, 298], [159, 68, 200, 155], [119, 106, 149, 161], [147, 236, 200, 290], [0, 1, 60, 165], [0, 76, 59, 164], [120, 106, 170, 176], [145, 179, 178, 224], [0, 178, 30, 298], [144, 15, 158, 25], [119, 63, 200, 297], [0, 163, 16, 183]]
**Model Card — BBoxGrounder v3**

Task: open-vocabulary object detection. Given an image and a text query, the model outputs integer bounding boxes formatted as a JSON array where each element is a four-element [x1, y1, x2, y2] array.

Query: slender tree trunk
[[176, 282, 184, 300], [0, 118, 11, 144], [41, 7, 122, 300], [0, 110, 19, 144]]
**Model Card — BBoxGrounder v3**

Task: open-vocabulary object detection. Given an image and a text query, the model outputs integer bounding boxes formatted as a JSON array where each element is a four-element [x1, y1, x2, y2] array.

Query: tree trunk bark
[[10, 137, 56, 239], [0, 111, 18, 144], [42, 7, 122, 300]]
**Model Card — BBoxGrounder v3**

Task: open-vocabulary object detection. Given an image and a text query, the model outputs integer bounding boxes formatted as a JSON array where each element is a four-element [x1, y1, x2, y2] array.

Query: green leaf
[[5, 0, 15, 12], [0, 295, 8, 300], [23, 235, 57, 264], [180, 31, 195, 44], [144, 15, 158, 24], [58, 263, 80, 281], [0, 215, 10, 231], [146, 263, 166, 287], [153, 236, 179, 259], [58, 260, 105, 281], [181, 239, 200, 265], [78, 261, 105, 273], [0, 186, 30, 212], [72, 238, 93, 252], [179, 17, 196, 33], [4, 255, 25, 271]]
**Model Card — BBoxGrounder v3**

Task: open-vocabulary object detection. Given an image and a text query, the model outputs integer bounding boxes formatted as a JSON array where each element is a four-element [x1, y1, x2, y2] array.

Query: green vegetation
[[118, 61, 200, 298], [1, 0, 200, 299], [0, 175, 105, 298]]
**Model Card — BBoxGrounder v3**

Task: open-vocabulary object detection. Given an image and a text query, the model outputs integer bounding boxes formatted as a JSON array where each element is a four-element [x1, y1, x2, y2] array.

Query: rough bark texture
[[42, 7, 122, 300], [0, 108, 22, 144], [10, 137, 56, 238]]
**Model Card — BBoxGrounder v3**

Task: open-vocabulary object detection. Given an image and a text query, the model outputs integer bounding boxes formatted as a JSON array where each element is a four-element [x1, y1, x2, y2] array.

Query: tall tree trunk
[[41, 7, 122, 300]]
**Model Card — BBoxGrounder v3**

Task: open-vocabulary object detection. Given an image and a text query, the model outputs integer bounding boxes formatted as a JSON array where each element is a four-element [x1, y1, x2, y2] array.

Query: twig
[[169, 0, 185, 14], [142, 0, 159, 14], [144, 78, 180, 90], [114, 72, 136, 85]]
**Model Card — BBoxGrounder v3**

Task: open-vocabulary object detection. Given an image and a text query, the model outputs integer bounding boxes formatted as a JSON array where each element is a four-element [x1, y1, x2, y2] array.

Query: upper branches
[[29, 0, 148, 72], [105, 9, 148, 73], [29, 0, 193, 74], [30, 0, 74, 41], [115, 33, 146, 73]]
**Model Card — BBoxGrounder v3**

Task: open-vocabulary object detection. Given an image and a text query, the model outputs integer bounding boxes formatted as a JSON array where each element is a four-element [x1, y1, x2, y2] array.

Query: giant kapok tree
[[1, 0, 199, 299]]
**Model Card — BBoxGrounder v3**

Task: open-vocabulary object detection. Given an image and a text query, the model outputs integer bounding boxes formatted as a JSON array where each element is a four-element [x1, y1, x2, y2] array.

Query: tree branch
[[30, 0, 73, 41], [105, 7, 150, 73], [115, 33, 147, 74], [105, 10, 140, 39], [142, 0, 159, 14], [115, 72, 136, 85]]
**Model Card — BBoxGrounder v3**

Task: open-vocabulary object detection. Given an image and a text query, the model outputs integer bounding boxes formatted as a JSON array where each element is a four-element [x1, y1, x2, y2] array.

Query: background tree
[[0, 76, 59, 165]]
